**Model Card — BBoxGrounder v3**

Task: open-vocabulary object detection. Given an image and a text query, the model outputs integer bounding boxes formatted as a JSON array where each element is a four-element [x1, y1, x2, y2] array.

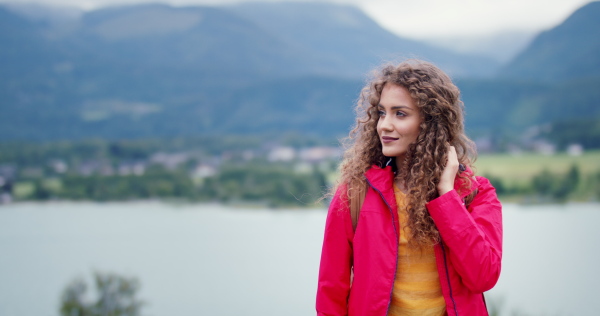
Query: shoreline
[[2, 199, 599, 210]]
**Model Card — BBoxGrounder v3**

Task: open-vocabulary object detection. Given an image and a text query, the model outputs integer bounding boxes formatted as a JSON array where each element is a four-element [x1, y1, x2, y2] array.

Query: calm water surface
[[0, 202, 599, 316]]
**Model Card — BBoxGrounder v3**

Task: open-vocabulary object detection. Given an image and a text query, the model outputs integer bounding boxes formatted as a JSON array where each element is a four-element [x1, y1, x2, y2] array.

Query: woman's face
[[376, 83, 423, 161]]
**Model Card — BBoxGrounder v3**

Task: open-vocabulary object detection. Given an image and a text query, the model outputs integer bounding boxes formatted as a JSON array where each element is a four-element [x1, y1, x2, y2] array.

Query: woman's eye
[[396, 111, 406, 117], [378, 110, 385, 116]]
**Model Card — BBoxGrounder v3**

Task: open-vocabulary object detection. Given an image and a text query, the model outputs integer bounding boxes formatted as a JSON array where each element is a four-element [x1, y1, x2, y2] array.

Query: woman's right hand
[[438, 145, 459, 196]]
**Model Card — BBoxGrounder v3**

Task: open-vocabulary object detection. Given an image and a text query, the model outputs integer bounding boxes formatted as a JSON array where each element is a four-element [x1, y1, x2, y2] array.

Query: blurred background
[[0, 0, 599, 315]]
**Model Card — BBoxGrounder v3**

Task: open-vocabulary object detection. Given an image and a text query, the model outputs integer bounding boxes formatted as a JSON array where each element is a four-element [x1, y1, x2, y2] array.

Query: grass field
[[475, 150, 600, 186]]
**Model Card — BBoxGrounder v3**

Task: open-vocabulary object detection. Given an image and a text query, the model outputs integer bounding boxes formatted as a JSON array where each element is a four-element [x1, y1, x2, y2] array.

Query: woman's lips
[[381, 136, 399, 143]]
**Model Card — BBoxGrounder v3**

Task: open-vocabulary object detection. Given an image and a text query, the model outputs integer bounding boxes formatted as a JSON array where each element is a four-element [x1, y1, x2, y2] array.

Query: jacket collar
[[364, 164, 395, 193]]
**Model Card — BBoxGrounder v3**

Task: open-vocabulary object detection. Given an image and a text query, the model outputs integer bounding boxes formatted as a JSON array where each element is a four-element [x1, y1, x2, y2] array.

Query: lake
[[0, 202, 599, 316]]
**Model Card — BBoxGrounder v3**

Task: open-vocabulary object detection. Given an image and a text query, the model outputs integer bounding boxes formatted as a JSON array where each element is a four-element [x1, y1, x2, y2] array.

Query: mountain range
[[0, 1, 599, 145]]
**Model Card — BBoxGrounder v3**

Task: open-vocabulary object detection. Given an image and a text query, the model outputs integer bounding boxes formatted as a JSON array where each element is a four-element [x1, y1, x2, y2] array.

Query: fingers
[[438, 145, 460, 195], [448, 145, 457, 157], [447, 146, 464, 172], [447, 145, 459, 168]]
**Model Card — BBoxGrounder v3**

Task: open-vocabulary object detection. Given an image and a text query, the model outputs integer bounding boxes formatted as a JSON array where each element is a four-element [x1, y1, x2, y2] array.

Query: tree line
[[26, 163, 329, 207], [2, 139, 598, 206], [0, 137, 335, 207], [486, 164, 600, 202]]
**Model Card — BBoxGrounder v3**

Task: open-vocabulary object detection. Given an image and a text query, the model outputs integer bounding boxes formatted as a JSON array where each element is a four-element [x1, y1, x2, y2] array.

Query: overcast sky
[[2, 0, 594, 38]]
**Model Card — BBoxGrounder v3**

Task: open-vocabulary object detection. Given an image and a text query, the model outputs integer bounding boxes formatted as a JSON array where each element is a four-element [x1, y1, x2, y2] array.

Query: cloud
[[358, 0, 593, 38]]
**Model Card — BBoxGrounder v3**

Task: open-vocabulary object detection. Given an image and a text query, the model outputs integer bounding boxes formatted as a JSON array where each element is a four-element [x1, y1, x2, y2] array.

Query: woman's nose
[[380, 115, 393, 131]]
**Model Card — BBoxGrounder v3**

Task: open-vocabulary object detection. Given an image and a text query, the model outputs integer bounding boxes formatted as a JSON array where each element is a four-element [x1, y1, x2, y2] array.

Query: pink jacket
[[316, 165, 502, 316]]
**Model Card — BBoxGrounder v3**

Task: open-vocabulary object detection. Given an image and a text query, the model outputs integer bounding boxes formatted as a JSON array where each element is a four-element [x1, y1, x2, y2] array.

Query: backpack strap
[[350, 182, 367, 232]]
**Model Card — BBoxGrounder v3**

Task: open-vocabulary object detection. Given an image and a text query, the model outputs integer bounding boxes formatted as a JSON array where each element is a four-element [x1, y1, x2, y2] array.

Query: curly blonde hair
[[338, 59, 476, 246]]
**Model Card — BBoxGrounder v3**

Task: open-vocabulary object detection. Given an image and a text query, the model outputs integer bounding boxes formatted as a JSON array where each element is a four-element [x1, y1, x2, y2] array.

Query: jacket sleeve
[[426, 176, 502, 293], [316, 186, 354, 316]]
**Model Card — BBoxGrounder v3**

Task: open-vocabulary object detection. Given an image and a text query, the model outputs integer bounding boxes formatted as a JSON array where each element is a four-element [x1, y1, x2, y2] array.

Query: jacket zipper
[[440, 241, 459, 316], [365, 178, 399, 315]]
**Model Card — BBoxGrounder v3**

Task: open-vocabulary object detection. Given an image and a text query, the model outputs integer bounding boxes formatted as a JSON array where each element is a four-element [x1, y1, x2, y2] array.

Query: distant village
[[0, 143, 342, 204], [0, 134, 592, 205]]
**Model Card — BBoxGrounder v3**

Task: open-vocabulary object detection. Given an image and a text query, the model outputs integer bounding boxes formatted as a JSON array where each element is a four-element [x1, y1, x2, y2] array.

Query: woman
[[316, 60, 502, 316]]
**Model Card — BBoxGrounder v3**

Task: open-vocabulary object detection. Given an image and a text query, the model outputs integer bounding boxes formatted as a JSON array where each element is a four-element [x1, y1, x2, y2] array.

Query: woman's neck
[[395, 154, 406, 171], [393, 155, 409, 194], [394, 178, 408, 194]]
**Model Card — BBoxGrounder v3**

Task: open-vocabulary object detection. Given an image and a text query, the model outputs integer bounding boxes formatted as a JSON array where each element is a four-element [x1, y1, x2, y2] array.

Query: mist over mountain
[[2, 2, 82, 24], [227, 2, 498, 78], [0, 1, 599, 146], [424, 30, 537, 64], [499, 1, 600, 82]]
